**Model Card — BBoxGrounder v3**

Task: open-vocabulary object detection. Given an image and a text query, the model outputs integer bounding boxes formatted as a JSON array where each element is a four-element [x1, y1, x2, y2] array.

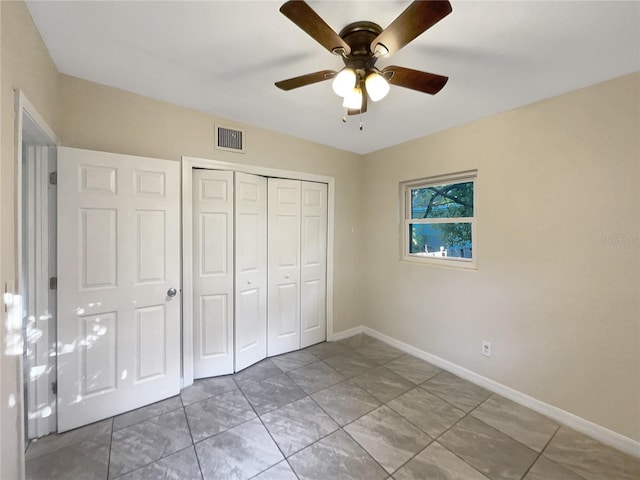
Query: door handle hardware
[[167, 288, 177, 297]]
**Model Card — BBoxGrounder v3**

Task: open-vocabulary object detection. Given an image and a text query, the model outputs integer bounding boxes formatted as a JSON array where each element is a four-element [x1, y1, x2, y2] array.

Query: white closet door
[[235, 172, 268, 371], [192, 169, 234, 378], [267, 178, 301, 356], [300, 182, 328, 348], [57, 147, 180, 432]]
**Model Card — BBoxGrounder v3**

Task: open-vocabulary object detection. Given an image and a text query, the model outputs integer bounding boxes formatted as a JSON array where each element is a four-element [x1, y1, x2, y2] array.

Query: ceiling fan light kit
[[275, 0, 452, 121], [332, 68, 357, 97], [365, 71, 390, 102], [342, 86, 363, 110]]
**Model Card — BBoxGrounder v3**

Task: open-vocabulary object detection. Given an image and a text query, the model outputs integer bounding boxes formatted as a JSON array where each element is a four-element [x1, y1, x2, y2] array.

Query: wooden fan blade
[[382, 66, 448, 95], [275, 70, 337, 91], [371, 0, 452, 56], [280, 1, 351, 55]]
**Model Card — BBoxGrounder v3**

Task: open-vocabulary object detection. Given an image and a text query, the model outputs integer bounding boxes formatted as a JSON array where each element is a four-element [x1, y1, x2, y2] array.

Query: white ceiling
[[26, 1, 640, 155]]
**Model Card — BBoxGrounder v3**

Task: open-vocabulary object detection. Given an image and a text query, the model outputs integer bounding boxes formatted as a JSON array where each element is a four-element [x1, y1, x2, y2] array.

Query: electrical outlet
[[481, 340, 492, 357]]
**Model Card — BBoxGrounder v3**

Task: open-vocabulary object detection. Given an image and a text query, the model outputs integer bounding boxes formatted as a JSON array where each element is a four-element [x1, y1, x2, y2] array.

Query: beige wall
[[3, 3, 365, 477], [361, 72, 640, 441], [56, 74, 365, 336], [2, 3, 639, 477], [1, 2, 59, 479]]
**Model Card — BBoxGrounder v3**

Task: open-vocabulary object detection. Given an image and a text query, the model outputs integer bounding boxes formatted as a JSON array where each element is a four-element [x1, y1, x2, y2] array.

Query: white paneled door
[[300, 182, 328, 348], [234, 172, 268, 371], [267, 178, 302, 356], [192, 169, 234, 378], [57, 147, 180, 432]]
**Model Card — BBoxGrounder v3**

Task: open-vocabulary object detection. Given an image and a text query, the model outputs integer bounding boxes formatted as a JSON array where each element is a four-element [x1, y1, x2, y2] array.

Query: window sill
[[400, 256, 478, 271]]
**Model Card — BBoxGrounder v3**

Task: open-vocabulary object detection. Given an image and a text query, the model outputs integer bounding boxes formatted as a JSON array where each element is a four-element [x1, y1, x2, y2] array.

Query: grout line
[[314, 341, 416, 476], [420, 371, 480, 409], [386, 384, 493, 478], [342, 341, 493, 478], [522, 425, 560, 478], [516, 425, 590, 480], [340, 426, 393, 476], [426, 441, 490, 479], [253, 342, 390, 476], [191, 443, 208, 480], [105, 417, 114, 480], [427, 395, 546, 480], [428, 401, 495, 476], [284, 458, 302, 480], [110, 445, 198, 480], [111, 396, 183, 433], [180, 401, 203, 478], [538, 424, 561, 457], [339, 378, 427, 476], [235, 382, 293, 477], [44, 337, 611, 480], [224, 361, 430, 480], [190, 416, 256, 448], [464, 401, 547, 454], [386, 439, 434, 477], [307, 381, 379, 426], [109, 408, 197, 479]]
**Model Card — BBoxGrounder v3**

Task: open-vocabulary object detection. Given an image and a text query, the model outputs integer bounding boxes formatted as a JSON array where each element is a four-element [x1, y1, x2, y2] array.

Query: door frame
[[181, 156, 335, 387], [15, 90, 58, 445]]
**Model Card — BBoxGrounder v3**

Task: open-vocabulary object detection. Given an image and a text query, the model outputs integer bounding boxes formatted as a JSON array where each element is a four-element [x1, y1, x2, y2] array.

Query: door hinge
[[49, 277, 57, 290], [3, 281, 11, 313], [49, 171, 57, 185], [51, 382, 57, 395]]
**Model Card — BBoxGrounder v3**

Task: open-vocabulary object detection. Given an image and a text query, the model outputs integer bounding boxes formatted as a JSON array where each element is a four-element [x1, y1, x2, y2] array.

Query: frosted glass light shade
[[332, 68, 356, 97], [365, 71, 390, 102], [342, 87, 363, 110]]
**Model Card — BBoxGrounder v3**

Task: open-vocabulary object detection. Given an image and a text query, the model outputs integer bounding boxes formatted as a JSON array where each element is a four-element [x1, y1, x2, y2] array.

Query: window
[[401, 171, 477, 268]]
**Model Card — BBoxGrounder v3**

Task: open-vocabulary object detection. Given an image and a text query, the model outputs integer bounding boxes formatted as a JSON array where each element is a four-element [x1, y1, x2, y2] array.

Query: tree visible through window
[[402, 173, 476, 266]]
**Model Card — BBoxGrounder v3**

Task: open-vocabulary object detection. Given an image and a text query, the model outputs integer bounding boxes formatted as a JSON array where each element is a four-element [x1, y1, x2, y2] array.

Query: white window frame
[[400, 170, 478, 269]]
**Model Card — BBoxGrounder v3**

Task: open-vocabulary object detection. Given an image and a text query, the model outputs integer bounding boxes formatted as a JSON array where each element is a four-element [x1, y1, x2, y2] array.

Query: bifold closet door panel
[[267, 178, 302, 356], [300, 182, 328, 348], [192, 169, 234, 378], [235, 172, 268, 371]]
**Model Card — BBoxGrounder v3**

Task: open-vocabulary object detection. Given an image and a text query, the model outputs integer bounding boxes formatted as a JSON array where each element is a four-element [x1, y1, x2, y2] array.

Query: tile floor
[[25, 334, 640, 480]]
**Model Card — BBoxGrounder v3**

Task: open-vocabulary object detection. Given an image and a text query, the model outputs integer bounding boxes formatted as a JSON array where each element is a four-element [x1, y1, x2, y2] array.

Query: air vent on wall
[[215, 124, 245, 153]]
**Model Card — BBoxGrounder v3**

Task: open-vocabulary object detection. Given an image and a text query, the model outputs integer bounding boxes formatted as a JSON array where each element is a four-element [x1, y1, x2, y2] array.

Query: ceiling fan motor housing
[[337, 21, 383, 73]]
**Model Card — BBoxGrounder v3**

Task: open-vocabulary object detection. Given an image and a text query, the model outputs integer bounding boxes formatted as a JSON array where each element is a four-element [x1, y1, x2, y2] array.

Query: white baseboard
[[333, 325, 640, 459], [330, 325, 365, 341]]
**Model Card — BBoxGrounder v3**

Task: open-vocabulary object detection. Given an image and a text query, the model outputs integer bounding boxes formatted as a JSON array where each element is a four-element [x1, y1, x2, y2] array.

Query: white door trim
[[181, 156, 335, 388], [15, 90, 57, 444]]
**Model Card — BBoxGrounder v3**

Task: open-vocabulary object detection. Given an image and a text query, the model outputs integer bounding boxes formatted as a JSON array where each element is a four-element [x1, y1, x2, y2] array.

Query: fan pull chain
[[340, 108, 364, 130]]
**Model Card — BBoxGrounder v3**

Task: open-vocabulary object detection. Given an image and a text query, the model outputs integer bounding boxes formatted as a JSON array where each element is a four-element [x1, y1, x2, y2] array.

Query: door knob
[[167, 288, 177, 297], [247, 281, 252, 285], [285, 274, 290, 279]]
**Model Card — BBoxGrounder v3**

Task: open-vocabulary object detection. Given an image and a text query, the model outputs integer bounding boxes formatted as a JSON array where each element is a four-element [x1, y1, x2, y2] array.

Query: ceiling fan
[[275, 0, 452, 119]]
